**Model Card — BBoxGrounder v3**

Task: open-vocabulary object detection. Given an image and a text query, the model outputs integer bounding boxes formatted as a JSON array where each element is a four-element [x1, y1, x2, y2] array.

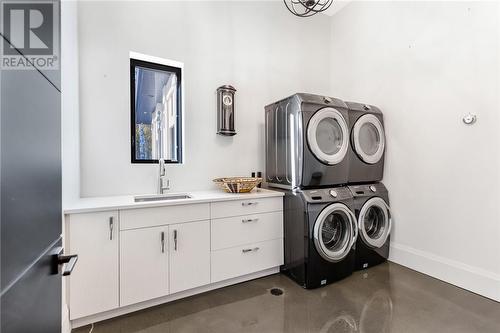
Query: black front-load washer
[[348, 182, 392, 270], [279, 186, 358, 289]]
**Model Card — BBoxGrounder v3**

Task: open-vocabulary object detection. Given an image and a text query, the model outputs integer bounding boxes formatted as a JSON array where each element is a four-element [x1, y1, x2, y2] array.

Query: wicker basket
[[213, 177, 262, 193]]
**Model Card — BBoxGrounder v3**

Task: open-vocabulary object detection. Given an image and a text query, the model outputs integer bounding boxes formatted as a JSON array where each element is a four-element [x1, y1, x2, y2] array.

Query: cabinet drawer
[[211, 239, 284, 283], [211, 197, 282, 219], [120, 203, 210, 230], [211, 211, 283, 250]]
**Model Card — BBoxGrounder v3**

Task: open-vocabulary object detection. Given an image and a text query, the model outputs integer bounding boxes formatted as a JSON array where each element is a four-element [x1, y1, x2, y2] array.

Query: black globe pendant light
[[283, 0, 334, 17]]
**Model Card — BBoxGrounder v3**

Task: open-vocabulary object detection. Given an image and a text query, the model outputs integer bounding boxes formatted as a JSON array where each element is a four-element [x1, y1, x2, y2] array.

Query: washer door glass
[[353, 114, 385, 164], [307, 108, 349, 165], [359, 197, 391, 249], [314, 203, 357, 263]]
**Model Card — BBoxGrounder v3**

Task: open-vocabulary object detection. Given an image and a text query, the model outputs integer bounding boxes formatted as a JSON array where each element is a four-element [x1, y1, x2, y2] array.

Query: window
[[130, 53, 183, 163]]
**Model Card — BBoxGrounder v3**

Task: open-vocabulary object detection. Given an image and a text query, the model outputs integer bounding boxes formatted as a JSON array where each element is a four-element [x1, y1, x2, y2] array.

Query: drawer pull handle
[[242, 247, 260, 253], [160, 231, 165, 253], [242, 218, 259, 223], [109, 217, 114, 240], [242, 202, 258, 206]]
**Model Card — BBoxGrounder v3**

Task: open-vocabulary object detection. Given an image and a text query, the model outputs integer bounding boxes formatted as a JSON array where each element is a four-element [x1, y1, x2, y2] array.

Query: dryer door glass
[[307, 108, 349, 165], [316, 118, 343, 155], [359, 197, 391, 248], [314, 203, 356, 263], [353, 114, 385, 164], [359, 123, 380, 156]]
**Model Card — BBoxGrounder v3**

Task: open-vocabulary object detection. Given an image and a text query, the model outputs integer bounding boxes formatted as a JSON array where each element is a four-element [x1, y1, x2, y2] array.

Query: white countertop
[[64, 188, 284, 214]]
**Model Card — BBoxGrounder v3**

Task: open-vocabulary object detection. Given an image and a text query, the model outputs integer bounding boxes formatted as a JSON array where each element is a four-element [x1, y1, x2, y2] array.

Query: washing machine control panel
[[348, 184, 388, 197], [303, 187, 351, 203]]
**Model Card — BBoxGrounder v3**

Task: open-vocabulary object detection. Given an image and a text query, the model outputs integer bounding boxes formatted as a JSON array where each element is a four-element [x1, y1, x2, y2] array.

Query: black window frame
[[130, 58, 183, 164]]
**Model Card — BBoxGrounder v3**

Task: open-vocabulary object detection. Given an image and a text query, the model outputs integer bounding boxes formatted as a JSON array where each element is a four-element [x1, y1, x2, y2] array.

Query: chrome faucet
[[158, 158, 170, 194]]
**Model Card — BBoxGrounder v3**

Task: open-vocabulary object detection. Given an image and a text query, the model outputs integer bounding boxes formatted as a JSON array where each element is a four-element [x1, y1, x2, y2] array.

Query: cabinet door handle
[[242, 247, 260, 253], [109, 217, 114, 240], [242, 202, 258, 206], [242, 218, 259, 223], [173, 229, 178, 251], [161, 231, 165, 253]]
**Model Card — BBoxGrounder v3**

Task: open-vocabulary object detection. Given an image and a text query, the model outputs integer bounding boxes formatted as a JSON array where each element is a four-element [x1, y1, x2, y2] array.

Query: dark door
[[0, 1, 67, 330]]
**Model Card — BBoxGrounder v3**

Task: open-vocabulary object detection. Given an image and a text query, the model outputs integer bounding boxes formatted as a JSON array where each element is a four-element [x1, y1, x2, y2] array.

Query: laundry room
[[0, 1, 499, 332]]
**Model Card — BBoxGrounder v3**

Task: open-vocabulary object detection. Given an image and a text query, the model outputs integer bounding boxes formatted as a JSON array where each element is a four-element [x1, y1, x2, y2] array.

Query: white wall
[[330, 1, 500, 301], [61, 0, 80, 206], [61, 2, 79, 331], [77, 0, 332, 197]]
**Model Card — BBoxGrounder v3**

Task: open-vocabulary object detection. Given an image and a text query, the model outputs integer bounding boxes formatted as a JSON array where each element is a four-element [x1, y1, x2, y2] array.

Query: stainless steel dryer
[[348, 183, 392, 270], [265, 93, 351, 189], [279, 186, 358, 288], [346, 102, 386, 183]]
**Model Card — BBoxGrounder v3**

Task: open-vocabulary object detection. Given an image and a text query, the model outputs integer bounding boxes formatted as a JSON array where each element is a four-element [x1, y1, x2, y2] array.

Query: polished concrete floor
[[73, 262, 500, 333]]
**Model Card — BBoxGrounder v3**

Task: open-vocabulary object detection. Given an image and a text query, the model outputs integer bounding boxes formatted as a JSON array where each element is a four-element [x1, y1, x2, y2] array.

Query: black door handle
[[58, 254, 79, 276], [51, 247, 79, 276]]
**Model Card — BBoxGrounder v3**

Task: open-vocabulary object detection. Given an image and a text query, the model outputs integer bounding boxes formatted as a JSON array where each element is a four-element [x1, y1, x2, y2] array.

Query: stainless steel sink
[[134, 193, 192, 202]]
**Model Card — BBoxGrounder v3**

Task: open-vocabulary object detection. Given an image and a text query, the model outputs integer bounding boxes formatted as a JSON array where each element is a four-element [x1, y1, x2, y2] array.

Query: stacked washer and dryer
[[265, 93, 392, 289]]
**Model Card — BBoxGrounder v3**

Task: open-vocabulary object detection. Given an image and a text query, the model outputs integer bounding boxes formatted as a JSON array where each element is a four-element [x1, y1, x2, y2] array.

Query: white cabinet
[[120, 226, 169, 306], [120, 220, 210, 306], [210, 199, 284, 283], [211, 197, 282, 219], [67, 211, 119, 319], [211, 239, 284, 283], [65, 190, 284, 324], [211, 211, 283, 251], [169, 220, 210, 294]]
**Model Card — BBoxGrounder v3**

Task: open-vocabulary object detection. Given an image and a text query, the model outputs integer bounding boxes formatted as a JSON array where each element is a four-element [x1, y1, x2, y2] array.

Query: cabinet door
[[169, 220, 210, 294], [68, 211, 119, 319], [120, 226, 169, 306]]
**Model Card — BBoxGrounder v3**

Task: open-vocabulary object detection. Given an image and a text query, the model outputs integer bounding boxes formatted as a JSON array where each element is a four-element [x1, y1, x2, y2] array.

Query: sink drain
[[270, 288, 284, 296]]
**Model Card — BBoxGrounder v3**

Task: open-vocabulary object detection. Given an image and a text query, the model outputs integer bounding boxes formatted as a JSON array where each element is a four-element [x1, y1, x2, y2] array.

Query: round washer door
[[307, 108, 349, 165], [358, 197, 391, 249], [352, 114, 385, 164], [313, 203, 357, 263]]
